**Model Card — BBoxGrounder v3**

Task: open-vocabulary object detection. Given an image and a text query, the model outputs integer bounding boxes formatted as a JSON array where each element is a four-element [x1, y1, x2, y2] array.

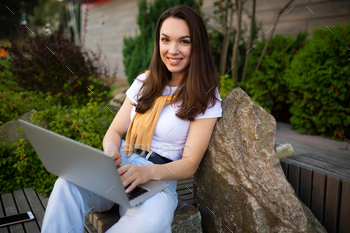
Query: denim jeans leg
[[41, 178, 114, 233]]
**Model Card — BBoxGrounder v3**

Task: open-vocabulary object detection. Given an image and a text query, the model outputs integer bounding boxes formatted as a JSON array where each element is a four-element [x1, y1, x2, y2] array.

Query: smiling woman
[[41, 5, 222, 233], [159, 17, 192, 85]]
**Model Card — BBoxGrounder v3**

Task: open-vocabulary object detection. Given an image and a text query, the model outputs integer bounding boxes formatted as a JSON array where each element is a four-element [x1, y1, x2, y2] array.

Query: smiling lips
[[168, 57, 183, 65]]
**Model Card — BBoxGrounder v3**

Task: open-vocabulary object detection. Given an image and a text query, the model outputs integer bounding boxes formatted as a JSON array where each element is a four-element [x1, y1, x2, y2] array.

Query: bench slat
[[288, 164, 300, 196], [177, 177, 194, 185], [289, 155, 350, 178], [311, 171, 326, 225], [0, 194, 9, 233], [339, 180, 350, 233], [299, 167, 312, 207], [176, 183, 193, 191], [13, 189, 40, 233], [38, 195, 49, 209], [1, 193, 25, 233], [324, 176, 341, 233], [176, 188, 193, 196], [23, 188, 46, 228]]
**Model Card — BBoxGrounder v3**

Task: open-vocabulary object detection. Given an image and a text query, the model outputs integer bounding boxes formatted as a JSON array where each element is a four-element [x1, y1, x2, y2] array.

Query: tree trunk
[[241, 0, 256, 82], [231, 0, 242, 87], [254, 0, 294, 72], [219, 7, 234, 76]]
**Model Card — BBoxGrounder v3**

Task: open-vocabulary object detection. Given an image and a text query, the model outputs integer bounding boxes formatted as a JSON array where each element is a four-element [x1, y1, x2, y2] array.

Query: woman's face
[[159, 17, 191, 79]]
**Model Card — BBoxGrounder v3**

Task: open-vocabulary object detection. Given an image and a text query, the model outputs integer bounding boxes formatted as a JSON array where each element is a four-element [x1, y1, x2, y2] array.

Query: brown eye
[[181, 40, 190, 44], [161, 38, 169, 42]]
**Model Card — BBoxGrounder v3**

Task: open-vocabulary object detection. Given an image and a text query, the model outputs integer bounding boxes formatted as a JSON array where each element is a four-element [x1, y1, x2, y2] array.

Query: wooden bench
[[0, 177, 194, 233], [0, 187, 98, 233], [280, 152, 350, 233], [86, 177, 195, 233], [2, 152, 349, 233]]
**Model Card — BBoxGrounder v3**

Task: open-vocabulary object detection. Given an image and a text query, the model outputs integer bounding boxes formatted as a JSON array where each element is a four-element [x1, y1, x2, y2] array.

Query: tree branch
[[254, 0, 294, 72]]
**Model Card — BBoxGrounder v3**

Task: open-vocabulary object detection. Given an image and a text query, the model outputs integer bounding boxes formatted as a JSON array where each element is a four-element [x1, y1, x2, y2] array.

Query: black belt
[[134, 148, 172, 164]]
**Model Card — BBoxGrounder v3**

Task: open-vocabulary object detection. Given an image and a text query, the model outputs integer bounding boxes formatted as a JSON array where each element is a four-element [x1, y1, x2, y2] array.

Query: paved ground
[[276, 122, 350, 159]]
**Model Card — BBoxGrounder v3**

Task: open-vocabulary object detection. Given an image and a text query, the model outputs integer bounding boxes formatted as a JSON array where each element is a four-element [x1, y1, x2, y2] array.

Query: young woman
[[41, 5, 222, 233]]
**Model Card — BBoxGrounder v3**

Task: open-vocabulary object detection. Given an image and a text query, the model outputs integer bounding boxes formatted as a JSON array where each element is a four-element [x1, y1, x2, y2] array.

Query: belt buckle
[[134, 148, 154, 160]]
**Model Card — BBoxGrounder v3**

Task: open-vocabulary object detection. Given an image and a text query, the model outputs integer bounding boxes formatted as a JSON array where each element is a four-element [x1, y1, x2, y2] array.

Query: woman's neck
[[169, 72, 183, 87]]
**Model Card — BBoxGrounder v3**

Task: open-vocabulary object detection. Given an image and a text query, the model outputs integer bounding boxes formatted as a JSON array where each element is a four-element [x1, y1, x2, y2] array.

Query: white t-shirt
[[125, 73, 222, 161]]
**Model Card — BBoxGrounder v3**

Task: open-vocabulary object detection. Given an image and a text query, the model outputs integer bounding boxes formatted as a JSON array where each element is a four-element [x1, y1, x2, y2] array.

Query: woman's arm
[[118, 117, 218, 192], [150, 117, 218, 180], [103, 96, 134, 165]]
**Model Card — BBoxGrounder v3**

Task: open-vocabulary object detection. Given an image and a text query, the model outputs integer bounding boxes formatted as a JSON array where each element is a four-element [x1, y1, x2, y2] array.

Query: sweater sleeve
[[194, 87, 222, 120]]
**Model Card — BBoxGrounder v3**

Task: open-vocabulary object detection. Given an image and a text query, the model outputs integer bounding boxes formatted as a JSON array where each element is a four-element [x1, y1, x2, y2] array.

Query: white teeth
[[169, 58, 181, 62]]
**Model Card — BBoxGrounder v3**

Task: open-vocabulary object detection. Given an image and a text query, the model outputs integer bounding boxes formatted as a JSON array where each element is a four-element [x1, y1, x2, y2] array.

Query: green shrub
[[240, 32, 308, 121], [0, 91, 62, 125], [219, 74, 234, 99], [0, 59, 20, 92], [123, 0, 201, 85], [285, 22, 350, 140], [0, 91, 115, 195], [8, 25, 111, 106]]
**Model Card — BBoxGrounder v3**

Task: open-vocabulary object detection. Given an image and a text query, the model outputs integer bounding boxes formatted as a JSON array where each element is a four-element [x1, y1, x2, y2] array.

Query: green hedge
[[286, 22, 350, 139], [240, 32, 308, 122], [0, 90, 114, 196]]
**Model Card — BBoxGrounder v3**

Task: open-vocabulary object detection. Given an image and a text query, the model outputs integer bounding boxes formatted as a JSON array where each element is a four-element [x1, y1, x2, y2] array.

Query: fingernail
[[125, 188, 130, 193]]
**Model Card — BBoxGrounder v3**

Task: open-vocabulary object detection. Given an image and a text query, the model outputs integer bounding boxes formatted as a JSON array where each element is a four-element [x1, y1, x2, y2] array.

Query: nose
[[168, 42, 179, 54]]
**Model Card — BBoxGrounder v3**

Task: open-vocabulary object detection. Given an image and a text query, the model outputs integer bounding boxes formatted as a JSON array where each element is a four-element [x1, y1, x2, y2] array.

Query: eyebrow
[[161, 33, 191, 39]]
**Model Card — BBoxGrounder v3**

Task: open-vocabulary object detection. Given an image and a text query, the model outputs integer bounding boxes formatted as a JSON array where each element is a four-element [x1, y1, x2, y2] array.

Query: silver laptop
[[18, 119, 169, 208]]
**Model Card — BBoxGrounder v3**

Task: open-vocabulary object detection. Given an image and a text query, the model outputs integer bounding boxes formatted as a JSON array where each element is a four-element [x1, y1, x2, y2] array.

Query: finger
[[124, 177, 139, 193], [118, 164, 132, 175], [114, 157, 122, 167], [112, 152, 121, 161]]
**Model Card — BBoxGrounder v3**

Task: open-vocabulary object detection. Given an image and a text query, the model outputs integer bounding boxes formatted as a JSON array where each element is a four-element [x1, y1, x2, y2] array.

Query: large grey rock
[[109, 93, 127, 112], [171, 203, 202, 233], [194, 88, 326, 233], [0, 109, 47, 143]]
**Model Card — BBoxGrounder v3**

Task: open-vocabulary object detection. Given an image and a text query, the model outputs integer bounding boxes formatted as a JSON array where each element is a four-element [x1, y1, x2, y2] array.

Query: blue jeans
[[41, 139, 178, 233]]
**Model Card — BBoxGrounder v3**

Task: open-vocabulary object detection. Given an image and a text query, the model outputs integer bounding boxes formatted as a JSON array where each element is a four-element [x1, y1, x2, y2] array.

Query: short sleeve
[[125, 73, 146, 104], [194, 87, 222, 120]]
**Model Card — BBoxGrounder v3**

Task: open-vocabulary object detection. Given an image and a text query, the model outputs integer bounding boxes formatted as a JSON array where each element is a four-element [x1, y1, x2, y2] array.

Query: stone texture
[[0, 109, 48, 143], [171, 203, 202, 233], [194, 88, 326, 233], [276, 143, 294, 158], [109, 92, 127, 112]]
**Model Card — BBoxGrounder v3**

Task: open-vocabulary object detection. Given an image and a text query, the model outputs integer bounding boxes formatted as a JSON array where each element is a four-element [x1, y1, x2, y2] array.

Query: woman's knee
[[52, 177, 78, 196]]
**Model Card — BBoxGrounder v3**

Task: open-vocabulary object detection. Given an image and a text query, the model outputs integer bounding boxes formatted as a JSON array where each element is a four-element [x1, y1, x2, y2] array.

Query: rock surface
[[194, 88, 326, 233], [0, 109, 47, 143], [109, 92, 127, 112], [276, 143, 294, 158], [171, 203, 202, 233]]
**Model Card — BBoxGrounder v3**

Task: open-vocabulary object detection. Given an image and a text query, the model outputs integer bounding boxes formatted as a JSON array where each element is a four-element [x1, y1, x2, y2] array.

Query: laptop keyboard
[[125, 184, 149, 200]]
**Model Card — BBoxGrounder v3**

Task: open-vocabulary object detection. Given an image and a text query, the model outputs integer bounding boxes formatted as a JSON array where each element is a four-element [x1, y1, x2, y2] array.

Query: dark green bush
[[8, 25, 111, 106], [0, 91, 115, 195], [123, 0, 201, 85], [285, 22, 350, 140], [240, 32, 308, 122], [219, 74, 234, 99], [0, 59, 20, 92]]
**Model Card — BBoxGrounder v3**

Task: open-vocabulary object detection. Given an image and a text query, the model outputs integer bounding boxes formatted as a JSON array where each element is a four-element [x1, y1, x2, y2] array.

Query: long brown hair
[[133, 5, 220, 121]]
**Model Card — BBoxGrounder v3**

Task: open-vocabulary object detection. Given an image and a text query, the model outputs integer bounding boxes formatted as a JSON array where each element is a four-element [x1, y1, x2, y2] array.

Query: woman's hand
[[118, 165, 153, 193], [104, 142, 122, 167]]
